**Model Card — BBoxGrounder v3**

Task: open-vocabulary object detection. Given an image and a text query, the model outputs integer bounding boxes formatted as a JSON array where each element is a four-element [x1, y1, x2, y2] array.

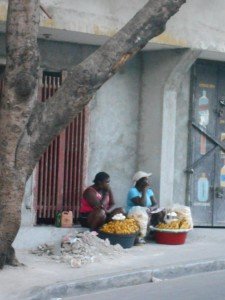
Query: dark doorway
[[188, 60, 225, 227]]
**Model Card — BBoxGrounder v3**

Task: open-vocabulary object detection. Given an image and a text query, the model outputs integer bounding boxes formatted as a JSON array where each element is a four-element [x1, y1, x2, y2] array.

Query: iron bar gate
[[36, 71, 87, 224], [0, 66, 4, 94]]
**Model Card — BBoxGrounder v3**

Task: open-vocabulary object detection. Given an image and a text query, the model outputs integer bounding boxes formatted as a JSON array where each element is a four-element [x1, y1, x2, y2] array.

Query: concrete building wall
[[137, 50, 165, 200], [17, 45, 194, 225], [38, 39, 97, 71], [173, 72, 191, 205], [0, 33, 97, 69], [1, 0, 225, 54], [0, 32, 199, 222], [138, 50, 187, 202], [38, 39, 141, 209], [88, 56, 141, 207], [0, 34, 141, 220], [138, 49, 198, 207], [37, 0, 225, 54]]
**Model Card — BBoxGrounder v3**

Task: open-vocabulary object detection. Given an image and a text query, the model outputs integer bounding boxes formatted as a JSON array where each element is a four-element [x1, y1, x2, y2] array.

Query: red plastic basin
[[155, 231, 187, 245]]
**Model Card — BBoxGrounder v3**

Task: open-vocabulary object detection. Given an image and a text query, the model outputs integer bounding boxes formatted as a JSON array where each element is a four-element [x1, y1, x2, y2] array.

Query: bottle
[[197, 173, 209, 202], [198, 90, 209, 155], [55, 211, 61, 227], [198, 90, 209, 127], [220, 162, 225, 187]]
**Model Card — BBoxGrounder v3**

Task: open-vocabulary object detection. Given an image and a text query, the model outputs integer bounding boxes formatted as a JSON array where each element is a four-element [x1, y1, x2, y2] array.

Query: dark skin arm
[[83, 188, 104, 209], [149, 195, 158, 211], [101, 186, 115, 211], [107, 187, 115, 211], [131, 186, 148, 207], [131, 188, 158, 209], [84, 186, 115, 211]]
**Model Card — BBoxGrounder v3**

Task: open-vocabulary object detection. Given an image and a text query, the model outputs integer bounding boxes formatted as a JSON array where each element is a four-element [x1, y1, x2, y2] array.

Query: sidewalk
[[1, 228, 225, 300]]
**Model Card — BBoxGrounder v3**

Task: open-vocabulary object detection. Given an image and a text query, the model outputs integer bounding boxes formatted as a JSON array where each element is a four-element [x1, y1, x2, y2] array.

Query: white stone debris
[[30, 231, 124, 268]]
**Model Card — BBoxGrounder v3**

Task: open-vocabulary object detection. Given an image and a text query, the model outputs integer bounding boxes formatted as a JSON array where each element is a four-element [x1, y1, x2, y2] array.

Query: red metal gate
[[35, 71, 87, 224], [0, 66, 4, 93]]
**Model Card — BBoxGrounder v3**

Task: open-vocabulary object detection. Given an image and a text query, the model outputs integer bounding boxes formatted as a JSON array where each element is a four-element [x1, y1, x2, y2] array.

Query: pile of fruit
[[100, 218, 139, 235], [156, 218, 190, 230]]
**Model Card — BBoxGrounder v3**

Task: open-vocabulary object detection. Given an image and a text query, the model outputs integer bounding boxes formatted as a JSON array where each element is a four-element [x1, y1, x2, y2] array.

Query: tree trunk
[[0, 102, 29, 268], [0, 0, 39, 268], [0, 165, 25, 268]]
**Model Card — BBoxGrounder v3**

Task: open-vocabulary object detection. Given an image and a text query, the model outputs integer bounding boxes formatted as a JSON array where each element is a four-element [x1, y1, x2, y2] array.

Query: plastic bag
[[128, 206, 149, 237], [169, 204, 193, 229]]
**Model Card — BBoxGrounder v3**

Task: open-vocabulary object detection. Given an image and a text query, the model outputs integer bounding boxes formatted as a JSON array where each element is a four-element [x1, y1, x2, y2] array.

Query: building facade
[[0, 0, 225, 246]]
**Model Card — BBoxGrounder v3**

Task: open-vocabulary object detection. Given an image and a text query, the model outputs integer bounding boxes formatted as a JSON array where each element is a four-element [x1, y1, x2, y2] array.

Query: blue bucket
[[98, 231, 138, 249]]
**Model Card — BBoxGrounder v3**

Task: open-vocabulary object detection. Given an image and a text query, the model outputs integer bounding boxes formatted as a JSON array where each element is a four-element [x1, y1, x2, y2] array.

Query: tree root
[[0, 246, 24, 269], [0, 253, 6, 269]]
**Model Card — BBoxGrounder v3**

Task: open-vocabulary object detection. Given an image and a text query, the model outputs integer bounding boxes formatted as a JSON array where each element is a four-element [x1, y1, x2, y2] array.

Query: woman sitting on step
[[79, 172, 124, 230]]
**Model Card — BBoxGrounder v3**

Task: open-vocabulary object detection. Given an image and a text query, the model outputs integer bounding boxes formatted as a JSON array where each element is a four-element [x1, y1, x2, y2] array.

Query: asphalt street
[[65, 270, 225, 300]]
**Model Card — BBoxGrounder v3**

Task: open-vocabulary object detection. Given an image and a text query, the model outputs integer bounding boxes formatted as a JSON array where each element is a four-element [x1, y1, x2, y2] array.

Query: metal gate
[[0, 66, 4, 93], [188, 60, 225, 227], [35, 71, 87, 224]]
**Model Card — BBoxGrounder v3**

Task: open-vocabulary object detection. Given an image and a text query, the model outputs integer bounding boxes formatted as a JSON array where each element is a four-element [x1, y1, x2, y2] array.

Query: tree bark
[[0, 0, 186, 268], [0, 0, 39, 268]]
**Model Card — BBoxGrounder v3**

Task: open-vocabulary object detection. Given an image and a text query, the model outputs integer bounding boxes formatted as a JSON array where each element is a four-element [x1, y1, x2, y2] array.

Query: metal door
[[35, 71, 87, 224], [0, 66, 4, 93], [213, 65, 225, 226], [188, 60, 225, 226]]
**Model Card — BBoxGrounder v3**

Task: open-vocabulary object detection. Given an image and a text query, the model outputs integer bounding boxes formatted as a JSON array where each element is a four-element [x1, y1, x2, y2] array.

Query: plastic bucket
[[98, 231, 138, 249], [154, 231, 187, 245]]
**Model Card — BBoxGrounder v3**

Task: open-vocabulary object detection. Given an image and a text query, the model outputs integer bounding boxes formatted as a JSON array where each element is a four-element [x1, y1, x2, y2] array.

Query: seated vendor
[[79, 172, 124, 230], [126, 171, 158, 243], [127, 171, 158, 212]]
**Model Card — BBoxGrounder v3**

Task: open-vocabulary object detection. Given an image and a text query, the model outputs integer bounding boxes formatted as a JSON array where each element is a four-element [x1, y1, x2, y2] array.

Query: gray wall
[[0, 33, 97, 69], [39, 39, 142, 208], [88, 56, 141, 207], [38, 39, 97, 71], [138, 49, 198, 207], [173, 72, 191, 204], [0, 34, 141, 219], [138, 50, 187, 202], [0, 33, 196, 222], [2, 0, 225, 52]]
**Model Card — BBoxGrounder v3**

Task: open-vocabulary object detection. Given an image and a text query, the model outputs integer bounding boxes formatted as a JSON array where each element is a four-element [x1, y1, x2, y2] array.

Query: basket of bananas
[[99, 216, 140, 249]]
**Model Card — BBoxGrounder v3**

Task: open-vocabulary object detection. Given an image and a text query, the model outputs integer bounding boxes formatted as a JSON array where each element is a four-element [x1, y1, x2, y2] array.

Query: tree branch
[[17, 0, 186, 177]]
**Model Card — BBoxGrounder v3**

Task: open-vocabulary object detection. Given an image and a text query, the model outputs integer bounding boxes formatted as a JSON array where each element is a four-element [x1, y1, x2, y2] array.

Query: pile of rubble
[[31, 231, 124, 268]]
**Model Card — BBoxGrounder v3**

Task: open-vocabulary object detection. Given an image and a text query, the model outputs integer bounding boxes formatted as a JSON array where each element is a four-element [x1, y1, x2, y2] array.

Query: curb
[[26, 258, 225, 300]]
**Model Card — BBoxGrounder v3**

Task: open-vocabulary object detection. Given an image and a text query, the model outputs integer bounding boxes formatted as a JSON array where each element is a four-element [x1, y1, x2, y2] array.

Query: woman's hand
[[140, 183, 149, 193], [103, 185, 111, 194]]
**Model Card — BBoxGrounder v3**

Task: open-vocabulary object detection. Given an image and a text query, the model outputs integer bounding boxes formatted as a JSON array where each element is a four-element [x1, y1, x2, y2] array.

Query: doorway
[[188, 60, 225, 227]]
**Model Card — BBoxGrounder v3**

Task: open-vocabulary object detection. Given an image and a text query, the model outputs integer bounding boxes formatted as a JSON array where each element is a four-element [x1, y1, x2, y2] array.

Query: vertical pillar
[[159, 50, 201, 207], [138, 49, 200, 207]]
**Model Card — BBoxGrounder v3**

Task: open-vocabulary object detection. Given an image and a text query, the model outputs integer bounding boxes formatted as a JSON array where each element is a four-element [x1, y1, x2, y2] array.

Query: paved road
[[64, 270, 225, 300]]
